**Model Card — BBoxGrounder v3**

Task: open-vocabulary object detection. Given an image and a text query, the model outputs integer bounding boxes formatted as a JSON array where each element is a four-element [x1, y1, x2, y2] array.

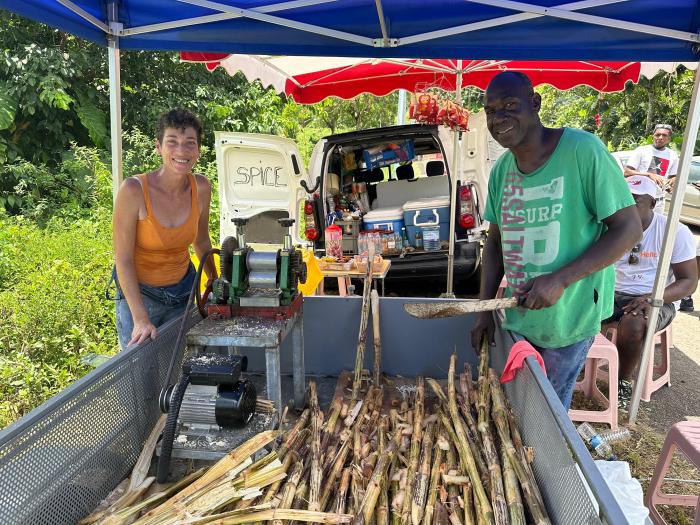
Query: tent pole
[[107, 1, 123, 204], [397, 89, 406, 125], [445, 60, 463, 298], [628, 62, 700, 424]]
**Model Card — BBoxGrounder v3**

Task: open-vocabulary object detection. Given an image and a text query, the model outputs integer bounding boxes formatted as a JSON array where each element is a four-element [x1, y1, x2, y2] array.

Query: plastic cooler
[[362, 206, 405, 233], [402, 196, 450, 247]]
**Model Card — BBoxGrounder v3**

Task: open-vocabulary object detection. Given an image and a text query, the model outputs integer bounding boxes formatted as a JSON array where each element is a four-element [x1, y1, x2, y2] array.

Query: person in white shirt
[[624, 124, 679, 213], [603, 176, 697, 404]]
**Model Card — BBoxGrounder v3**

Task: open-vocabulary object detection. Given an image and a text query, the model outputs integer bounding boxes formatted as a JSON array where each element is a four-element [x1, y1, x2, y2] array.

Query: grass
[[570, 389, 699, 524]]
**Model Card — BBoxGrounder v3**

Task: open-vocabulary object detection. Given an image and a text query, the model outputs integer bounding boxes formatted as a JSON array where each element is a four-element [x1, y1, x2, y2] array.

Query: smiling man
[[624, 124, 679, 213], [471, 72, 642, 409]]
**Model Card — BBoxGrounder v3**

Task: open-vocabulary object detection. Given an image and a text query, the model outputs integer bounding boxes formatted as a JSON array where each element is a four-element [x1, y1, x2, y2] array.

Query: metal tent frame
[[4, 0, 700, 422]]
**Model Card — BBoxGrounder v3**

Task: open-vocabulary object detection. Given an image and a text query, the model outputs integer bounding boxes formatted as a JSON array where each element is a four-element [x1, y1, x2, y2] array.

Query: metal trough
[[0, 296, 627, 524]]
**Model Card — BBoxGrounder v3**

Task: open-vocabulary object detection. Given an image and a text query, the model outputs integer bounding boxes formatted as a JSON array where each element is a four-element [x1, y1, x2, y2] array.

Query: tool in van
[[403, 296, 525, 319]]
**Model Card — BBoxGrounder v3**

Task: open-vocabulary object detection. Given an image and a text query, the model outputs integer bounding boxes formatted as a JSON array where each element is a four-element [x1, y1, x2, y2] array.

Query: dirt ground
[[571, 224, 700, 524]]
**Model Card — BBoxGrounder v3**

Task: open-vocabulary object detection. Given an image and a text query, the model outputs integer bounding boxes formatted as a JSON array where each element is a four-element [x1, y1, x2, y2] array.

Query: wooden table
[[317, 259, 391, 296]]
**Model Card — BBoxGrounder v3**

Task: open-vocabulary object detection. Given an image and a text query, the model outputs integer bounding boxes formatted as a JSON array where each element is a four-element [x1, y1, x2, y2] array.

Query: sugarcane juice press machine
[[156, 218, 307, 480]]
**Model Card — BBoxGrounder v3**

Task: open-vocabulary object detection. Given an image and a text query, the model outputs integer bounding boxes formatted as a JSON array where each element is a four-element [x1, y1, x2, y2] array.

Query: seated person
[[603, 176, 698, 405]]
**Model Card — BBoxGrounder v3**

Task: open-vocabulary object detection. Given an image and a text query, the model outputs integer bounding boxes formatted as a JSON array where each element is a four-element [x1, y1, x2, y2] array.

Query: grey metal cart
[[0, 296, 629, 525]]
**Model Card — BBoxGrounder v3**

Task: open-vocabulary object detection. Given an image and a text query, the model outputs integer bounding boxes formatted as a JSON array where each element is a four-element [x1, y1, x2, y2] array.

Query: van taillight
[[459, 185, 475, 229], [305, 227, 318, 240], [304, 201, 314, 215]]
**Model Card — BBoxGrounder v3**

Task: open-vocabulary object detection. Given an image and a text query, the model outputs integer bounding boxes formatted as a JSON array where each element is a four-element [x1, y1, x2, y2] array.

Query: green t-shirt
[[484, 128, 634, 348]]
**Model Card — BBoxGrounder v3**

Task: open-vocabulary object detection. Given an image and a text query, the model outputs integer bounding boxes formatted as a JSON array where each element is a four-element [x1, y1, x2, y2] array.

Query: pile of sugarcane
[[91, 345, 551, 525]]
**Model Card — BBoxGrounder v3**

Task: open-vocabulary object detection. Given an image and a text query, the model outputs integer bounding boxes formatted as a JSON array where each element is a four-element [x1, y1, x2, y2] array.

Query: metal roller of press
[[246, 251, 280, 290]]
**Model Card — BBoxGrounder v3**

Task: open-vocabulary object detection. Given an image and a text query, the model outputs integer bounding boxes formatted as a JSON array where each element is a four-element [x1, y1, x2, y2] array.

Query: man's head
[[156, 108, 203, 146], [652, 124, 672, 150], [484, 72, 542, 150], [627, 175, 657, 220]]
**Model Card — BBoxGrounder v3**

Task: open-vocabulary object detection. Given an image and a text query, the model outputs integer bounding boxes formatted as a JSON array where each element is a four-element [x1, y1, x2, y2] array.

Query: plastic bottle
[[599, 427, 631, 444], [401, 227, 409, 248], [577, 423, 615, 459], [415, 230, 423, 249]]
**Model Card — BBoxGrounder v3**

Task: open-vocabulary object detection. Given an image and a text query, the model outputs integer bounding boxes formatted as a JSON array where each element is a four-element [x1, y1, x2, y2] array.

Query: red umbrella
[[181, 53, 641, 103]]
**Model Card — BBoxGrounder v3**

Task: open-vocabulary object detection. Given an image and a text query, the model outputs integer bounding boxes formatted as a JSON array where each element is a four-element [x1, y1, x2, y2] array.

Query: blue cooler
[[362, 206, 405, 233], [402, 197, 450, 247]]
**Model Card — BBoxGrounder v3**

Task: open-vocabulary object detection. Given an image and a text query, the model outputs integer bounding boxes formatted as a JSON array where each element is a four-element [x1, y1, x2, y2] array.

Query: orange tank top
[[133, 172, 199, 287]]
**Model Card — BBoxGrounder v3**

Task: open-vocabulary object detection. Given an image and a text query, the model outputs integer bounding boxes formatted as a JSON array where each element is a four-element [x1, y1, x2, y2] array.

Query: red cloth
[[500, 340, 547, 384]]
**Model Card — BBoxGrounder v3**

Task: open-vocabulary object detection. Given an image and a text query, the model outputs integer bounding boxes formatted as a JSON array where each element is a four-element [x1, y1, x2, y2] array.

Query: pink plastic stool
[[568, 333, 619, 430], [607, 324, 672, 402], [646, 421, 700, 524]]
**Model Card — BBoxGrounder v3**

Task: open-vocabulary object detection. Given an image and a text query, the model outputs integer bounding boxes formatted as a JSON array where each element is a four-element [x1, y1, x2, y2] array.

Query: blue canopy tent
[[2, 0, 699, 437]]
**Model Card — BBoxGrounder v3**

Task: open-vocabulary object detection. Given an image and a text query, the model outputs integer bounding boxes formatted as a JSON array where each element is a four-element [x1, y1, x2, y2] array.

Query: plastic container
[[324, 224, 343, 259], [363, 206, 405, 234], [599, 428, 631, 444], [422, 225, 441, 251], [402, 196, 450, 247], [358, 231, 382, 256], [577, 423, 615, 460]]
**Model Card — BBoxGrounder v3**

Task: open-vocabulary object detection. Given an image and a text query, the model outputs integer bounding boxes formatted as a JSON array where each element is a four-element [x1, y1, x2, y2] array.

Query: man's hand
[[648, 172, 665, 187], [622, 295, 651, 319], [128, 317, 158, 346], [515, 273, 566, 310], [470, 312, 495, 353]]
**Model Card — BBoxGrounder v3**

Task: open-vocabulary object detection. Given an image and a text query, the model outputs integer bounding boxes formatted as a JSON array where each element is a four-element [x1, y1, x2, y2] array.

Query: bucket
[[422, 226, 441, 251]]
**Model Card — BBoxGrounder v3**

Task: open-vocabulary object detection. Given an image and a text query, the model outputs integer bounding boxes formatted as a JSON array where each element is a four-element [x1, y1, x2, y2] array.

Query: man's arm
[[470, 223, 504, 349], [621, 258, 698, 317], [624, 164, 666, 186], [517, 205, 642, 310]]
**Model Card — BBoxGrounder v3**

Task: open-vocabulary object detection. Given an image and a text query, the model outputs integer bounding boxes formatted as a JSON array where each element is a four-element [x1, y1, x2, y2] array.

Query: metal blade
[[403, 297, 520, 319]]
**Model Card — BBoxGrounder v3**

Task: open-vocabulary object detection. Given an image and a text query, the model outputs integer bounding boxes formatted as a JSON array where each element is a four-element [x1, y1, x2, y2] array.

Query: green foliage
[[0, 212, 116, 427]]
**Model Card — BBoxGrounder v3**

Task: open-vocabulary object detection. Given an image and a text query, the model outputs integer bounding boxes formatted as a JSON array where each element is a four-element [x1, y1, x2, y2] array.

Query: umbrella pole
[[107, 3, 123, 203], [628, 61, 700, 424], [445, 61, 463, 298]]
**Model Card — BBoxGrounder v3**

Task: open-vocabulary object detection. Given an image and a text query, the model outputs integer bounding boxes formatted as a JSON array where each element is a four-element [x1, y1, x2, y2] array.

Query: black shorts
[[602, 292, 676, 332]]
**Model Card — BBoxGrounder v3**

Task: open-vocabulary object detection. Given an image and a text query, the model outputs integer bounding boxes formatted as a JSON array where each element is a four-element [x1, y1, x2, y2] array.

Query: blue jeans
[[512, 333, 595, 410], [114, 265, 195, 350]]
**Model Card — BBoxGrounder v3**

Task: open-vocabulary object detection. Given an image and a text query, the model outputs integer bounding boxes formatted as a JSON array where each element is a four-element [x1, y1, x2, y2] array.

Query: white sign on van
[[223, 148, 290, 202]]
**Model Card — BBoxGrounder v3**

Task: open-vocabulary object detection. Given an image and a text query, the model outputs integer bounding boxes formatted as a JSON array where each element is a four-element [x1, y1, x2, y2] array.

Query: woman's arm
[[193, 175, 218, 286], [113, 177, 158, 345]]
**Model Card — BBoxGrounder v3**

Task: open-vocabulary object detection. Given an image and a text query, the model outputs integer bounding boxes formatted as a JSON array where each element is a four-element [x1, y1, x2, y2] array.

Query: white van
[[215, 110, 503, 290]]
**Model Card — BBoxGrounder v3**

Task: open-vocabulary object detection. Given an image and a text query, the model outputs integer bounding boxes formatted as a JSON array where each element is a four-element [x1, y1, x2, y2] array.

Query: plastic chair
[[569, 333, 619, 430], [607, 324, 672, 402], [646, 421, 700, 524]]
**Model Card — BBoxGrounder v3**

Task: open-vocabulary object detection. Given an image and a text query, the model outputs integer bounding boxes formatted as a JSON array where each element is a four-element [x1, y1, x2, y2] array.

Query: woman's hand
[[128, 317, 158, 346]]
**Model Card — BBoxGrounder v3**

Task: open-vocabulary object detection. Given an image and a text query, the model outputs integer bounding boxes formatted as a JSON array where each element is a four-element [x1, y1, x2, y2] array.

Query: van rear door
[[215, 132, 309, 246]]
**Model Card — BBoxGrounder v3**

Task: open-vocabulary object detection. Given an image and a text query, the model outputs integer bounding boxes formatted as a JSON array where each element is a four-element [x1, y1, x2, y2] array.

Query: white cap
[[627, 175, 658, 198]]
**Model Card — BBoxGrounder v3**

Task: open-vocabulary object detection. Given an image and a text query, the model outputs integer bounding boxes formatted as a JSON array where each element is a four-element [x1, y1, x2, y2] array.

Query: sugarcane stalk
[[463, 482, 475, 525], [501, 446, 525, 525], [476, 339, 490, 433], [293, 478, 309, 510], [351, 467, 365, 515], [278, 409, 310, 460], [308, 381, 322, 513], [488, 370, 550, 525], [370, 289, 382, 386], [411, 418, 434, 525], [476, 392, 508, 524], [448, 509, 465, 525], [445, 354, 494, 525], [351, 261, 374, 405], [422, 433, 444, 525], [401, 377, 424, 523], [335, 467, 352, 515], [434, 501, 450, 525], [322, 398, 344, 448], [271, 461, 303, 524], [459, 373, 483, 450], [377, 474, 389, 525], [320, 442, 351, 510], [444, 441, 462, 522], [353, 428, 402, 525], [188, 508, 353, 524]]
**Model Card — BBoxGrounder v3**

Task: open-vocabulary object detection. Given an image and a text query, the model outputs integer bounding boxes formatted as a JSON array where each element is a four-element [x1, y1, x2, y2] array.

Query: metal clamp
[[647, 298, 664, 308]]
